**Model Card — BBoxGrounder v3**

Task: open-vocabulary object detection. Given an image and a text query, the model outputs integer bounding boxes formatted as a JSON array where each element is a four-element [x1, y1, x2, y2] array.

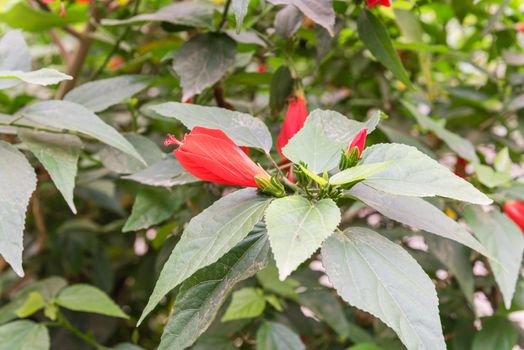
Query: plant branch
[[218, 0, 232, 30], [90, 0, 142, 80], [58, 313, 110, 350]]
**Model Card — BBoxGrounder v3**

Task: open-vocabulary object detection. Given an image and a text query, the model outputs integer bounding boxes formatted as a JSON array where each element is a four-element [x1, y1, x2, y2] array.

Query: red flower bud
[[504, 201, 524, 232], [367, 0, 391, 8], [277, 96, 308, 158], [347, 128, 368, 158], [165, 127, 269, 188], [454, 157, 468, 179], [517, 23, 524, 33]]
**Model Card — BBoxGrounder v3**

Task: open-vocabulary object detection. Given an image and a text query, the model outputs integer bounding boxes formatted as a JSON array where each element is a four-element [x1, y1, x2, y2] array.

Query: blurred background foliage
[[0, 0, 523, 349]]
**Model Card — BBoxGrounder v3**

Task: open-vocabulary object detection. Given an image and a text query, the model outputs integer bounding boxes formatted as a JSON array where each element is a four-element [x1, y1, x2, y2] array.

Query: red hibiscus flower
[[277, 96, 308, 158], [348, 128, 368, 158], [504, 201, 524, 232], [367, 0, 391, 8], [339, 128, 368, 170], [164, 127, 269, 188]]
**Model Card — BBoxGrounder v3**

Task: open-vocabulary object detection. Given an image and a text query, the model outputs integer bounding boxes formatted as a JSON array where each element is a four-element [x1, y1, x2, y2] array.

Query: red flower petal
[[348, 128, 368, 158], [504, 201, 524, 232], [277, 96, 308, 158], [367, 0, 391, 8], [169, 127, 267, 187]]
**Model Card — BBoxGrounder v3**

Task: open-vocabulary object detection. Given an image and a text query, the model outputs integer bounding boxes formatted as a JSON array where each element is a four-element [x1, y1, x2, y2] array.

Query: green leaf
[[0, 277, 67, 325], [98, 134, 163, 175], [123, 157, 198, 187], [464, 207, 524, 308], [360, 143, 492, 205], [256, 321, 305, 350], [0, 2, 87, 32], [0, 320, 49, 350], [322, 228, 445, 350], [330, 162, 391, 185], [306, 109, 380, 146], [64, 75, 151, 112], [265, 196, 341, 280], [494, 147, 511, 173], [222, 287, 266, 321], [14, 292, 46, 318], [139, 188, 272, 324], [401, 100, 479, 162], [357, 10, 413, 88], [158, 230, 270, 350], [150, 102, 272, 152], [282, 114, 342, 173], [472, 316, 518, 350], [297, 289, 350, 336], [299, 164, 328, 186], [0, 30, 30, 89], [171, 33, 236, 101], [348, 183, 490, 256], [472, 163, 511, 189], [256, 263, 299, 299], [268, 0, 335, 36], [232, 0, 249, 32], [101, 1, 214, 29], [18, 130, 82, 214], [0, 141, 36, 277], [20, 100, 145, 164], [0, 68, 71, 87], [269, 65, 293, 115], [424, 234, 474, 304], [56, 284, 128, 319], [274, 6, 303, 39], [123, 187, 183, 232]]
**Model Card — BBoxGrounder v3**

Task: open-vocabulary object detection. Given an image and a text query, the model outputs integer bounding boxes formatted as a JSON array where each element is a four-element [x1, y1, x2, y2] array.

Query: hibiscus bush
[[1, 0, 524, 349]]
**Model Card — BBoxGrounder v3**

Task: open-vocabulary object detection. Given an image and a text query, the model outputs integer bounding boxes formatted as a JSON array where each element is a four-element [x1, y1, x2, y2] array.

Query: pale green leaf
[[357, 10, 413, 88], [360, 143, 492, 205], [322, 228, 445, 350], [139, 189, 272, 324], [464, 207, 524, 308], [494, 147, 511, 173], [150, 102, 272, 152], [18, 130, 82, 214], [256, 263, 299, 299], [158, 230, 270, 350], [222, 287, 266, 321], [123, 187, 183, 232], [348, 183, 490, 256], [307, 109, 380, 146], [20, 100, 145, 164], [282, 114, 342, 173], [330, 162, 391, 185], [123, 157, 199, 187], [265, 196, 341, 280], [232, 0, 249, 32], [0, 320, 49, 350], [0, 2, 87, 32], [56, 284, 128, 319], [98, 134, 163, 175], [0, 30, 30, 89], [401, 100, 479, 162], [64, 75, 151, 112], [14, 292, 46, 318], [267, 0, 335, 36], [0, 141, 37, 277], [472, 163, 511, 188], [256, 321, 305, 350], [0, 68, 71, 87]]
